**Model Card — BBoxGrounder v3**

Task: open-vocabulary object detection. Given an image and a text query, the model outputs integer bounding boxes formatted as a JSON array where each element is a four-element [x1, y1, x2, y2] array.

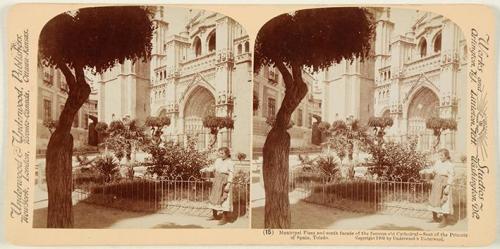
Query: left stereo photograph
[[33, 6, 252, 229]]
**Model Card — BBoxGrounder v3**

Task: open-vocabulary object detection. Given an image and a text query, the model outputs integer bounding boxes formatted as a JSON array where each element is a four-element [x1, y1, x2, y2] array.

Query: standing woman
[[420, 148, 455, 228], [201, 147, 235, 225]]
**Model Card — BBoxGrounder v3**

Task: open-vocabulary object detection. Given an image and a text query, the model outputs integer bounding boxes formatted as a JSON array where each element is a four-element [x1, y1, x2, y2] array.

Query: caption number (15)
[[263, 229, 274, 236]]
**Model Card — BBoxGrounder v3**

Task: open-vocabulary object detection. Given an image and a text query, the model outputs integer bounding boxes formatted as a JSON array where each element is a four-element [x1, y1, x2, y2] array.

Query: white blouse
[[203, 158, 235, 182], [420, 160, 455, 185]]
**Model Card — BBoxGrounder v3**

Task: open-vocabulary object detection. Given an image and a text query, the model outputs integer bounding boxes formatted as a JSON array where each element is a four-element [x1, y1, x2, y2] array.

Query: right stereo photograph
[[251, 7, 468, 231]]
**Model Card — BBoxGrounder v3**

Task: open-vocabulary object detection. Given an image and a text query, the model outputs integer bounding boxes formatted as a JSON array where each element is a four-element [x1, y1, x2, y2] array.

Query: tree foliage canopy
[[426, 117, 458, 136], [39, 6, 154, 73], [368, 116, 394, 129], [254, 7, 374, 73], [145, 116, 171, 129], [202, 116, 234, 131]]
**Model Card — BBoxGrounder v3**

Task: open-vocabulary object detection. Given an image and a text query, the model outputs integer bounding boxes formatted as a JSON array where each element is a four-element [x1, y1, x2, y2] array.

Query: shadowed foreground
[[34, 202, 248, 229], [251, 198, 466, 231]]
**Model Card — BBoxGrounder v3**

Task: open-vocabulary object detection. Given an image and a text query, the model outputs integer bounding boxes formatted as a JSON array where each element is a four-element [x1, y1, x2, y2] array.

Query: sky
[[163, 8, 192, 35], [389, 8, 421, 36]]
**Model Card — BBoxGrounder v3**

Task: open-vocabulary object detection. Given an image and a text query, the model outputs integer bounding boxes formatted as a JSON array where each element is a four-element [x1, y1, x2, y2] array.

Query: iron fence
[[289, 172, 467, 221], [72, 175, 250, 218]]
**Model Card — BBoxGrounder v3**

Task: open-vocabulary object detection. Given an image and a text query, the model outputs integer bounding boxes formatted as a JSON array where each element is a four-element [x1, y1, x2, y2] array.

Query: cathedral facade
[[322, 8, 468, 159], [98, 8, 252, 157]]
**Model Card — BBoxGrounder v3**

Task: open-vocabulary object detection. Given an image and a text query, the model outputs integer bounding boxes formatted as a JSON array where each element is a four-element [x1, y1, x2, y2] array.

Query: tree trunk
[[208, 132, 218, 149], [262, 63, 307, 228], [45, 64, 90, 228], [263, 127, 291, 228], [433, 133, 441, 151], [46, 130, 74, 228]]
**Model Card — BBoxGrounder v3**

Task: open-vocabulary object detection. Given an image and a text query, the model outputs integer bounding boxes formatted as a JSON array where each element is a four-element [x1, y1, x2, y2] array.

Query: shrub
[[73, 169, 104, 189], [325, 119, 368, 161], [144, 138, 212, 179], [106, 119, 147, 160], [89, 179, 161, 201], [365, 138, 429, 182], [289, 171, 325, 191], [236, 152, 247, 161], [231, 171, 250, 216], [310, 180, 380, 206], [95, 122, 109, 145], [95, 122, 109, 134]]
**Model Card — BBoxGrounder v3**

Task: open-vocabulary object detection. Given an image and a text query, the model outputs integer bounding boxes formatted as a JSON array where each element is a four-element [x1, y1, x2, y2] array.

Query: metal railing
[[72, 175, 250, 218], [289, 172, 467, 220]]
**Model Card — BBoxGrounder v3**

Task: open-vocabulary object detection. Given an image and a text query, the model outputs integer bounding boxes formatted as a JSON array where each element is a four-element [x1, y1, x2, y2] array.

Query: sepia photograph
[[33, 6, 251, 229], [4, 1, 498, 246], [251, 7, 468, 231]]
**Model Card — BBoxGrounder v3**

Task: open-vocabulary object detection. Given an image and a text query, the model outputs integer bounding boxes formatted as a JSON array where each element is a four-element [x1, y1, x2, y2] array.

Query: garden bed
[[76, 178, 249, 217]]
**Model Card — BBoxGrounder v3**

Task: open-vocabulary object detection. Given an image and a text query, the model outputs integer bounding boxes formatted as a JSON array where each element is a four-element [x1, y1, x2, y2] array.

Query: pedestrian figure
[[200, 147, 234, 225], [420, 148, 455, 228]]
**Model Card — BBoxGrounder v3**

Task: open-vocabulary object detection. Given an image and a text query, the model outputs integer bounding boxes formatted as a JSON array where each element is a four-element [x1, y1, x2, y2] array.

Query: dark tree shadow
[[33, 202, 153, 228], [252, 199, 466, 231], [252, 200, 366, 229]]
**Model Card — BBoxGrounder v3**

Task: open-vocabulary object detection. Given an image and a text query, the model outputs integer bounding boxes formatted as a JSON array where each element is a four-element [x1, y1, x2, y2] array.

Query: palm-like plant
[[93, 154, 120, 183]]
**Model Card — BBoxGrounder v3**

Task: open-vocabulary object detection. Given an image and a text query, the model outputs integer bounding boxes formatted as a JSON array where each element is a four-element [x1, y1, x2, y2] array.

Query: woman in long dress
[[420, 148, 455, 228], [200, 147, 234, 225]]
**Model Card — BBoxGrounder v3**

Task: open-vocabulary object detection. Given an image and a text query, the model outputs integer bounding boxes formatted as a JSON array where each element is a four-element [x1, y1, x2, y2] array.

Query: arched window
[[419, 38, 427, 58], [244, 41, 250, 52], [193, 36, 202, 57], [237, 44, 242, 54], [208, 31, 216, 53], [433, 33, 442, 53]]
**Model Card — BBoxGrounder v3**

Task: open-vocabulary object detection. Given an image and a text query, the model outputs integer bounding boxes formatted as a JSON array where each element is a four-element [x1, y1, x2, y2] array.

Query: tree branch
[[74, 65, 87, 87], [57, 62, 77, 91], [290, 63, 308, 101], [291, 63, 302, 82], [274, 61, 293, 88]]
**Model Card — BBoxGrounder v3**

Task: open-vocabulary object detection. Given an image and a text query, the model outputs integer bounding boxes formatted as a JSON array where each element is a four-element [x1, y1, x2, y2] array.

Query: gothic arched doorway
[[183, 86, 215, 149], [407, 87, 439, 151]]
